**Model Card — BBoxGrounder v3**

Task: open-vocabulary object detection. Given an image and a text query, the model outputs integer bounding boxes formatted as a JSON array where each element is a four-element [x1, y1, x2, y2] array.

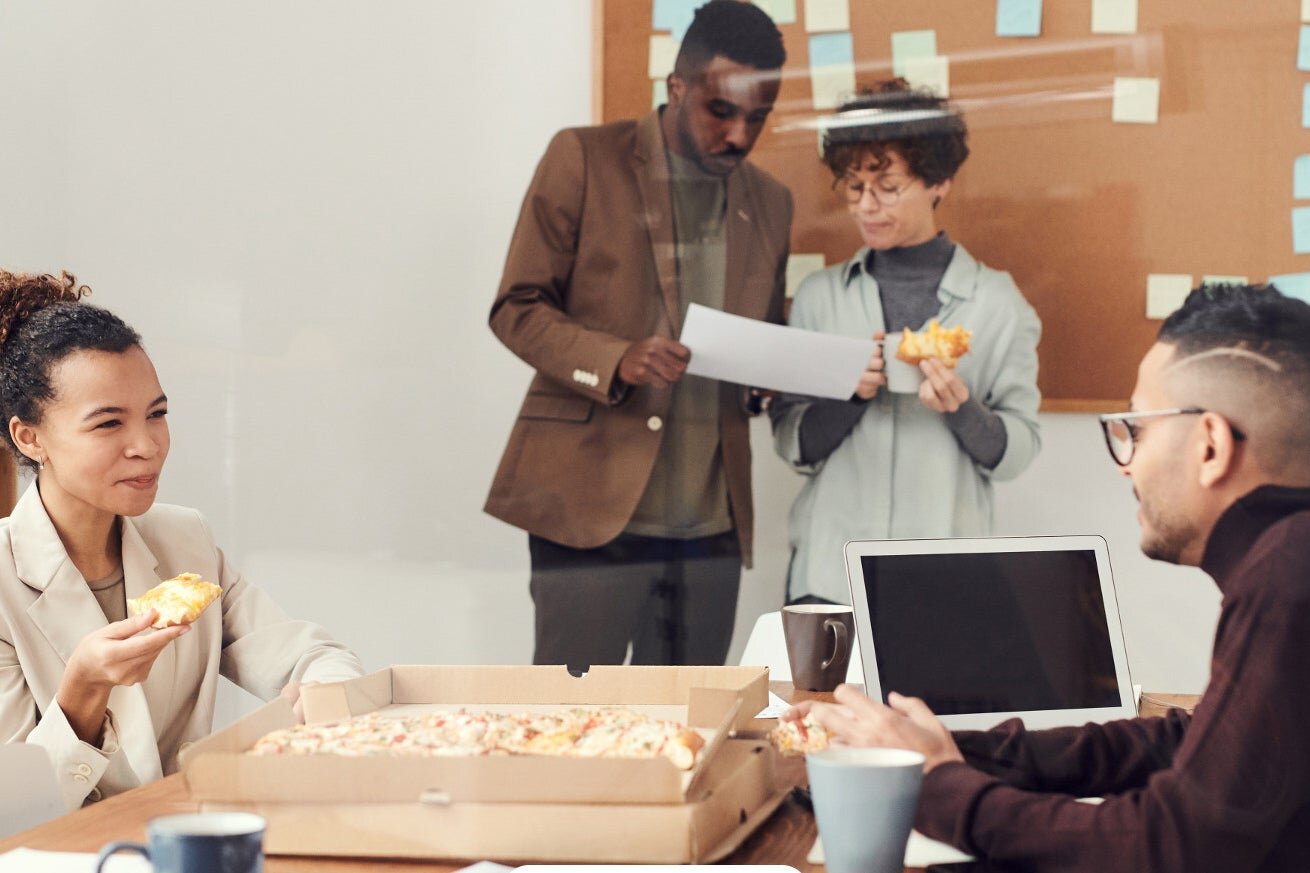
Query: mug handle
[[96, 841, 150, 872], [821, 618, 849, 670]]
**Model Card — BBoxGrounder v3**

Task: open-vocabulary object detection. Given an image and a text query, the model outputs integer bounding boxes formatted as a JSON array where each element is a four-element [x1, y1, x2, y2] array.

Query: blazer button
[[647, 416, 663, 432], [88, 786, 103, 802], [72, 773, 89, 784], [75, 762, 93, 776]]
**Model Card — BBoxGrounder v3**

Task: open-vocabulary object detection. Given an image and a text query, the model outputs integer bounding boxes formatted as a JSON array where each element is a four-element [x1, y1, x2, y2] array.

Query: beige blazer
[[484, 111, 793, 566], [0, 483, 364, 810]]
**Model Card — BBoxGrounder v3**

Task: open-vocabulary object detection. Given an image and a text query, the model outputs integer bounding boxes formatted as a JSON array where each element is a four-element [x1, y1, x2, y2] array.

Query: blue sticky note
[[1302, 84, 1310, 128], [1269, 272, 1310, 304], [1300, 25, 1310, 71], [810, 31, 854, 68], [1294, 207, 1310, 254], [997, 0, 1042, 37], [1296, 155, 1310, 200], [653, 0, 698, 40]]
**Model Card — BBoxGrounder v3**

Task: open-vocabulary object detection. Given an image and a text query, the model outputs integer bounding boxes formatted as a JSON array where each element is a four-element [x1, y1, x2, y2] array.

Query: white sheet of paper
[[811, 62, 856, 109], [0, 849, 151, 873], [808, 831, 975, 867], [755, 690, 792, 719], [680, 303, 873, 399]]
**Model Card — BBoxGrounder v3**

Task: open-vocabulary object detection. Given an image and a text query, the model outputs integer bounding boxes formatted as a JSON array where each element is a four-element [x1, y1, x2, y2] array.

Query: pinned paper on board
[[652, 77, 669, 109], [1201, 275, 1248, 287], [805, 0, 850, 33], [1270, 272, 1310, 304], [1304, 0, 1310, 23], [753, 0, 798, 25], [809, 31, 856, 110], [1145, 273, 1192, 320], [1111, 77, 1159, 124], [904, 55, 949, 97], [1091, 0, 1137, 34], [785, 253, 828, 299], [648, 34, 680, 80], [1292, 207, 1310, 255], [996, 0, 1043, 37], [1302, 84, 1310, 128], [652, 0, 698, 41], [1299, 26, 1310, 72], [891, 30, 937, 78], [1296, 155, 1310, 200]]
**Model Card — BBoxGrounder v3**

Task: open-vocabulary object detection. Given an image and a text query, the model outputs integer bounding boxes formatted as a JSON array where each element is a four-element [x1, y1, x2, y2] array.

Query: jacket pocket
[[519, 392, 594, 423]]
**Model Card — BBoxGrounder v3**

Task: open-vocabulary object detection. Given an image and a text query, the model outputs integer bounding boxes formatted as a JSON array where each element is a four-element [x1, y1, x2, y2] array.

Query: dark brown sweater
[[916, 485, 1310, 872]]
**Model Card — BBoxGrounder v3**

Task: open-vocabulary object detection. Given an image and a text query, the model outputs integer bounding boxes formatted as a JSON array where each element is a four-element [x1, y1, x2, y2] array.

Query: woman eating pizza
[[770, 79, 1043, 605], [0, 269, 364, 810]]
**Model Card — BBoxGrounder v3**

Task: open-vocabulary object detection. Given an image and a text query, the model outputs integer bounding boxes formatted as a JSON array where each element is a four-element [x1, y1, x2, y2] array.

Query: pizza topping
[[895, 319, 972, 368], [126, 572, 222, 629], [249, 707, 707, 770], [770, 715, 830, 756]]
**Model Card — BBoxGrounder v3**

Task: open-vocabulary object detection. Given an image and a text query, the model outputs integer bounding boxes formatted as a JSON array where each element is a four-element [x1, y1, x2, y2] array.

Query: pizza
[[770, 714, 831, 756], [127, 572, 222, 629], [249, 707, 707, 770], [895, 320, 972, 368]]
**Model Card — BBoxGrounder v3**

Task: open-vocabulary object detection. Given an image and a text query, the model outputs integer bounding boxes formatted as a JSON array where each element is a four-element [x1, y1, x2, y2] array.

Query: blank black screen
[[859, 550, 1121, 715]]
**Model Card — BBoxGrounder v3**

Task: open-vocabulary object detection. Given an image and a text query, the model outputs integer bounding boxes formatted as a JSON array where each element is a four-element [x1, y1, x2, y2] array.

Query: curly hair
[[0, 270, 142, 469], [821, 79, 970, 186], [674, 0, 786, 78]]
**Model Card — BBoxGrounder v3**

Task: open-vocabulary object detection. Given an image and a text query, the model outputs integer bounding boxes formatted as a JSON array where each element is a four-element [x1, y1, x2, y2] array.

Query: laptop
[[844, 535, 1138, 730]]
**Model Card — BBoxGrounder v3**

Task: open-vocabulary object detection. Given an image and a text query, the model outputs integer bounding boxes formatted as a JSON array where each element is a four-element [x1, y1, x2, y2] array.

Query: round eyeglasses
[[836, 176, 915, 207], [1098, 407, 1246, 466]]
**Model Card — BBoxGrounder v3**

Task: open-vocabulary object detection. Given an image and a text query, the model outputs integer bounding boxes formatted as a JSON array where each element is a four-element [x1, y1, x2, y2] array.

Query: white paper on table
[[755, 691, 792, 719], [808, 831, 976, 867], [0, 849, 152, 873], [680, 303, 873, 400]]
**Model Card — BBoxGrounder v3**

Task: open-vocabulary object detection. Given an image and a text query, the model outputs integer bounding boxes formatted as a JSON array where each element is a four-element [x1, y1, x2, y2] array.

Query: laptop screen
[[846, 536, 1137, 730]]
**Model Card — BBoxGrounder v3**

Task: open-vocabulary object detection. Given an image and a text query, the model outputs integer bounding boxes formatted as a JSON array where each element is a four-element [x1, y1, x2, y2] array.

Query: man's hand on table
[[785, 684, 965, 773]]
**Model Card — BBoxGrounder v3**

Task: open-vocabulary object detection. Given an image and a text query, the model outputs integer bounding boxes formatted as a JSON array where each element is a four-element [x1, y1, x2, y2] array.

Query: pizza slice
[[127, 572, 222, 629], [770, 714, 830, 756], [895, 319, 972, 368]]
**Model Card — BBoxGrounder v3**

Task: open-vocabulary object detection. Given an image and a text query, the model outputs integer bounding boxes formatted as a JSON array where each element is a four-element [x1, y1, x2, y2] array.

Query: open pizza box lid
[[180, 665, 770, 806]]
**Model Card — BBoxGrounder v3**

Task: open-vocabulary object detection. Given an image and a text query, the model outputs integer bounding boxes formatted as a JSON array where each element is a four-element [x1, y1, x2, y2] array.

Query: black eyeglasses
[[1098, 407, 1246, 466]]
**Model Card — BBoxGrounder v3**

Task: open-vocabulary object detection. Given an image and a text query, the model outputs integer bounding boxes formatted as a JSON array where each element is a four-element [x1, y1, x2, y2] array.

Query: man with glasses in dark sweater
[[788, 283, 1310, 872]]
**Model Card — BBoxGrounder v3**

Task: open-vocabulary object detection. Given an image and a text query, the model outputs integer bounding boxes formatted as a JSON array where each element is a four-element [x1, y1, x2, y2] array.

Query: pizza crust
[[126, 572, 222, 629], [770, 715, 830, 756]]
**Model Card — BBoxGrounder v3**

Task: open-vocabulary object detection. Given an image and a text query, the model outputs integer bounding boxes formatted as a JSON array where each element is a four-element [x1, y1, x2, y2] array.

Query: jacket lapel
[[723, 170, 756, 316], [633, 111, 681, 335], [14, 484, 165, 785]]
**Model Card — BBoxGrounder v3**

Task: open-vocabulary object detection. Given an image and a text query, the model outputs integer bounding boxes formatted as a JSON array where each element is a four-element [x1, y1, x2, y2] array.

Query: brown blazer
[[484, 111, 793, 567]]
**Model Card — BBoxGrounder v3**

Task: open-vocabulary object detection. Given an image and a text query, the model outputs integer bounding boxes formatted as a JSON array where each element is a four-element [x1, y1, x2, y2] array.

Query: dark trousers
[[528, 530, 741, 669]]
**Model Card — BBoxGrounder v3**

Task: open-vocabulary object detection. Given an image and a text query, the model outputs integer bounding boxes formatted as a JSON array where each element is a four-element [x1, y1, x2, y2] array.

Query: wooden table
[[0, 686, 1202, 872]]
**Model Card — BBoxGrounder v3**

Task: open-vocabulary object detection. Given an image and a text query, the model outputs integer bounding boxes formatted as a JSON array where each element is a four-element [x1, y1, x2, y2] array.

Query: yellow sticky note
[[811, 63, 856, 110], [904, 55, 949, 98], [1201, 274, 1248, 287], [1112, 77, 1159, 124], [806, 0, 850, 32], [648, 34, 679, 80], [786, 254, 828, 299], [652, 77, 668, 109], [1092, 0, 1137, 34], [1146, 274, 1192, 319]]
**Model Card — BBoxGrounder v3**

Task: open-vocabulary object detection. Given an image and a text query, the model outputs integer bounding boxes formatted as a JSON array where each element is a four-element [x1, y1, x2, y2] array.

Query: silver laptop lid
[[844, 535, 1137, 731]]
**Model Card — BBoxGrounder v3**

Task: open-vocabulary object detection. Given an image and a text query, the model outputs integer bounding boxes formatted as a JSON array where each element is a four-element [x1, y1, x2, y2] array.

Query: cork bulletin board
[[595, 0, 1310, 411]]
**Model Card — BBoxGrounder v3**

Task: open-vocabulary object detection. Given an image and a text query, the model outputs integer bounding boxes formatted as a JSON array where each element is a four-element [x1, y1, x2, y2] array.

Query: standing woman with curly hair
[[0, 270, 363, 809], [770, 81, 1043, 605]]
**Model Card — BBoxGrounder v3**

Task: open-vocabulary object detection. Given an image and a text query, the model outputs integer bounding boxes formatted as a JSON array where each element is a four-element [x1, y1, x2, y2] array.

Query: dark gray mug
[[95, 812, 265, 873], [783, 604, 854, 691]]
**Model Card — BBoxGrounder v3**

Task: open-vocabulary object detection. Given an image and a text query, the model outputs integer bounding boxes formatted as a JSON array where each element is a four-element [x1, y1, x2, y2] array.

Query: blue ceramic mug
[[95, 812, 265, 873]]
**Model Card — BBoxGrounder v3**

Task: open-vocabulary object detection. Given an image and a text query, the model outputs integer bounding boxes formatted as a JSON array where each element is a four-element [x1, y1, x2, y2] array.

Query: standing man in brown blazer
[[485, 1, 792, 668]]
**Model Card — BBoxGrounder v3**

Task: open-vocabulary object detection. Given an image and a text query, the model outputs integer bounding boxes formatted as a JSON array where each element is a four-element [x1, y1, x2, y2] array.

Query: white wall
[[0, 3, 1216, 727]]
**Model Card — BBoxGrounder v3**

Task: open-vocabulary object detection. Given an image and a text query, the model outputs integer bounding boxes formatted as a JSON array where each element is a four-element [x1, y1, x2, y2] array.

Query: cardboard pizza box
[[179, 665, 788, 863]]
